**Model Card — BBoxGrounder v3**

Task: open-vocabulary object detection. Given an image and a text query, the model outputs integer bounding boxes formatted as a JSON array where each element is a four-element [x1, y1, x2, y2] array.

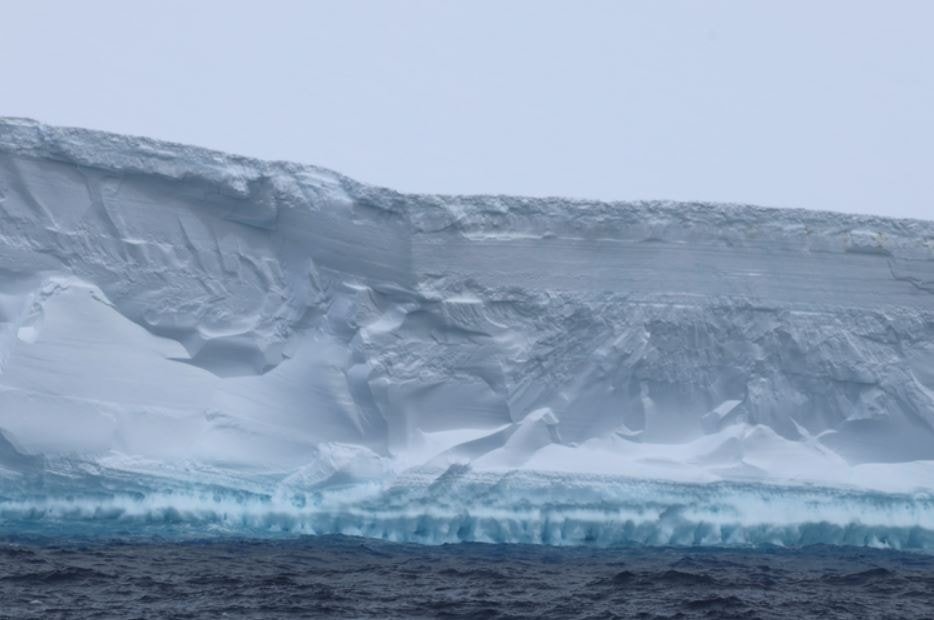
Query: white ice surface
[[1, 118, 934, 544]]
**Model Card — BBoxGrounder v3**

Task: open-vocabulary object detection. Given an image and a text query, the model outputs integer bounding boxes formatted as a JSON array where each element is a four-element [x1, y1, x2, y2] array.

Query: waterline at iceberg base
[[1, 118, 934, 548], [3, 465, 934, 548]]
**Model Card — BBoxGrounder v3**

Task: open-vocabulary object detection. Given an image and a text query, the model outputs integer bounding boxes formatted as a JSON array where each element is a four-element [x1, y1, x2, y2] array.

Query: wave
[[3, 470, 934, 549]]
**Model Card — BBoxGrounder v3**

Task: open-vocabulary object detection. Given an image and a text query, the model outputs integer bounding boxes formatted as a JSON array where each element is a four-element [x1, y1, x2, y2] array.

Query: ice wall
[[1, 118, 934, 539]]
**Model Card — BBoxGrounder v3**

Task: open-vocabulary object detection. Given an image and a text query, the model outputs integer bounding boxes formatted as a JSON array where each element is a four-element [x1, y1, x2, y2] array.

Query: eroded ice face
[[1, 118, 933, 545]]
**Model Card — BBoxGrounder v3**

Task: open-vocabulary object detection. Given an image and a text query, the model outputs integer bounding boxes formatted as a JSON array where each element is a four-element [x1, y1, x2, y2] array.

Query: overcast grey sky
[[2, 0, 932, 219]]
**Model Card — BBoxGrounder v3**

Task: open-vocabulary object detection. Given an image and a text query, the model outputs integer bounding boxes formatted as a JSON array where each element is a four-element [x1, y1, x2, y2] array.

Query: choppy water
[[1, 536, 933, 619]]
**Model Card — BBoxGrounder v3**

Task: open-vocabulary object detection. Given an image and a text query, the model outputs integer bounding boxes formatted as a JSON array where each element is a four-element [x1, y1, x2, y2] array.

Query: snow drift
[[1, 118, 933, 546]]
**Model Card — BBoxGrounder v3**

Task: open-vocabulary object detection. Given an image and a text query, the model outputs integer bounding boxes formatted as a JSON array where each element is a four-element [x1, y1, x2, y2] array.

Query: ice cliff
[[1, 118, 933, 546]]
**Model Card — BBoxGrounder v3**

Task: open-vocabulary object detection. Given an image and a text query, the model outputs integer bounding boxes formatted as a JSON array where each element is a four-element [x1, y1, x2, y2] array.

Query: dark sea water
[[1, 536, 933, 619]]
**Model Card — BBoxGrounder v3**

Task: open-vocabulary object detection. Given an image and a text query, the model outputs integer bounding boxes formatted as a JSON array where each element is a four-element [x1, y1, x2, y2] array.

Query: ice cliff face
[[1, 118, 933, 545]]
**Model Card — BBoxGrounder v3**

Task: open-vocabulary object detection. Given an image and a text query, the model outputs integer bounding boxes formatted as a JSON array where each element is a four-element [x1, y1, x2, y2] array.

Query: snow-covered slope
[[1, 118, 933, 546]]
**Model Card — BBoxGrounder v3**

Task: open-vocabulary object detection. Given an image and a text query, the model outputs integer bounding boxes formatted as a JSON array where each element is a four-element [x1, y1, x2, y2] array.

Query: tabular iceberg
[[1, 118, 933, 547]]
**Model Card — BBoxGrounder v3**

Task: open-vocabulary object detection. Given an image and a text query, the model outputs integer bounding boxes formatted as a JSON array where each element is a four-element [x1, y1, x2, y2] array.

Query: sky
[[2, 0, 932, 220]]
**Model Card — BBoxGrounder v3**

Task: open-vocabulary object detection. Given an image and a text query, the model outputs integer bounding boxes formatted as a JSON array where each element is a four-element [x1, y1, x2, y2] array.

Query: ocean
[[1, 536, 932, 619]]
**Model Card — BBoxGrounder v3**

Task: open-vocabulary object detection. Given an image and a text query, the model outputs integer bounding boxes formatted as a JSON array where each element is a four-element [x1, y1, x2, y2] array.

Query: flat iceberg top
[[3, 116, 933, 238], [1, 118, 934, 546]]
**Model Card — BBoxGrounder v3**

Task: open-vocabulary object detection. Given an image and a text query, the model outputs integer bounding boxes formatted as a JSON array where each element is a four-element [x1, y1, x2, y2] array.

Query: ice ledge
[[2, 117, 934, 242], [0, 116, 349, 198]]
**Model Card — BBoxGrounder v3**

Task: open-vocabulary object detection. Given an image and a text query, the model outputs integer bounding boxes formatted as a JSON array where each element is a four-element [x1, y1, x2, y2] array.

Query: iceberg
[[1, 117, 933, 547]]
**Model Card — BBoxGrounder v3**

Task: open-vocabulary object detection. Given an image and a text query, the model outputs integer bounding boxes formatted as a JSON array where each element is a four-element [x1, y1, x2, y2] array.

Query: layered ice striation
[[1, 118, 934, 547]]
